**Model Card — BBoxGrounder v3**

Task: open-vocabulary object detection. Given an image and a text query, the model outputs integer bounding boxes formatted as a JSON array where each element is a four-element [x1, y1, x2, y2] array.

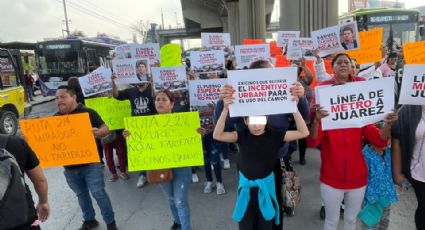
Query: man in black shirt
[[1, 135, 50, 230], [55, 85, 117, 230], [112, 74, 154, 188]]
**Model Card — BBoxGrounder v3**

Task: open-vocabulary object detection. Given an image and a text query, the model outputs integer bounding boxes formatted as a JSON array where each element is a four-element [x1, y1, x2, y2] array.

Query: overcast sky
[[0, 0, 424, 43]]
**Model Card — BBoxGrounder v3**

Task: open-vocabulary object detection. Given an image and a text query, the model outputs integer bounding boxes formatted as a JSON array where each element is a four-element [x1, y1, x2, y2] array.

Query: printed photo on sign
[[78, 66, 113, 97], [114, 44, 132, 59], [189, 79, 227, 107], [151, 65, 187, 92], [398, 64, 425, 105], [287, 38, 315, 60], [277, 31, 300, 48], [317, 77, 394, 130], [112, 58, 150, 85], [190, 50, 225, 79], [312, 22, 360, 57], [340, 22, 359, 51], [227, 67, 297, 117], [124, 112, 204, 171], [234, 44, 271, 69], [201, 33, 231, 50], [132, 43, 160, 67]]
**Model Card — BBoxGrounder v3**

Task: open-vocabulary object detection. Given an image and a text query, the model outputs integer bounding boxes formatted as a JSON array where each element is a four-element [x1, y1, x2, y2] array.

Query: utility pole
[[175, 12, 178, 28], [63, 0, 70, 37], [161, 9, 165, 30]]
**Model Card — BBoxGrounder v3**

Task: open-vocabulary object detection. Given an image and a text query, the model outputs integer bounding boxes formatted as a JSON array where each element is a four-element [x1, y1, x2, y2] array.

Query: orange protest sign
[[269, 41, 282, 57], [403, 40, 425, 64], [19, 113, 100, 168], [243, 39, 264, 45], [346, 28, 383, 64]]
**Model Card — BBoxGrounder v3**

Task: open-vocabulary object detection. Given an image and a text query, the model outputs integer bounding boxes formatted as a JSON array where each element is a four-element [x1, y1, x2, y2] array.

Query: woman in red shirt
[[308, 53, 397, 230]]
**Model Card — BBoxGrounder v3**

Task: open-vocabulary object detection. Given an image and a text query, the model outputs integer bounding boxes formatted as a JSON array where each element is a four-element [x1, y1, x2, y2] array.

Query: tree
[[131, 20, 150, 42], [70, 30, 86, 37]]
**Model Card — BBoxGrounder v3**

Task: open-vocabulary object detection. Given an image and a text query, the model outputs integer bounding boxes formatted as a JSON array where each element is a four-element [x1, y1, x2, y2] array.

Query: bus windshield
[[368, 22, 417, 46], [37, 48, 86, 75]]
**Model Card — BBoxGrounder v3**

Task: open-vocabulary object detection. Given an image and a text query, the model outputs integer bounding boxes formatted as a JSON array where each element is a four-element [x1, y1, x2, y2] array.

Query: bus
[[35, 39, 118, 96], [339, 8, 422, 46]]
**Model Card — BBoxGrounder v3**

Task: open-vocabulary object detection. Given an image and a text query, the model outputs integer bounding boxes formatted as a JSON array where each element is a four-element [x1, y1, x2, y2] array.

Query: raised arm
[[284, 109, 309, 141], [213, 94, 238, 143], [111, 73, 119, 98]]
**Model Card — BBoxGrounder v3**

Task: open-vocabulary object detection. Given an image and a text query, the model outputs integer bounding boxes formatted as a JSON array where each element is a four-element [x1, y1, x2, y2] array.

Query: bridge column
[[226, 0, 240, 45], [280, 0, 338, 36], [239, 0, 266, 41]]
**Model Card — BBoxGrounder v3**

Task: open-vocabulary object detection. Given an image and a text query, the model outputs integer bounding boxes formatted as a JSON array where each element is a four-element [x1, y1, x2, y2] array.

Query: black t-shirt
[[3, 135, 39, 227], [236, 129, 286, 180], [56, 104, 105, 169], [5, 136, 40, 174], [116, 86, 155, 116]]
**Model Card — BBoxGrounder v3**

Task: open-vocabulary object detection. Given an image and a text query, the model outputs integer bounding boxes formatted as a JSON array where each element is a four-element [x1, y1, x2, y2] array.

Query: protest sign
[[114, 44, 132, 59], [78, 66, 112, 97], [227, 67, 297, 117], [317, 77, 394, 130], [403, 40, 425, 64], [286, 38, 315, 60], [160, 43, 182, 67], [112, 58, 150, 84], [201, 33, 231, 49], [132, 43, 160, 67], [85, 97, 131, 130], [234, 44, 270, 69], [189, 79, 227, 107], [124, 112, 204, 171], [398, 64, 425, 105], [312, 22, 360, 57], [277, 31, 300, 48], [190, 50, 225, 77], [19, 113, 100, 168], [151, 65, 187, 92], [346, 28, 383, 64]]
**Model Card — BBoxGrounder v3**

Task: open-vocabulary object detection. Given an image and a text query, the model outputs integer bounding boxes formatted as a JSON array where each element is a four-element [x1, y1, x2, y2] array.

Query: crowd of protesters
[[5, 38, 425, 230]]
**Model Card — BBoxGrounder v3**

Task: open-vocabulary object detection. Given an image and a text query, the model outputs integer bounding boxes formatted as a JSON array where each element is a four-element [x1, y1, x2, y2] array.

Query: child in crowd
[[359, 136, 397, 230], [213, 92, 309, 230]]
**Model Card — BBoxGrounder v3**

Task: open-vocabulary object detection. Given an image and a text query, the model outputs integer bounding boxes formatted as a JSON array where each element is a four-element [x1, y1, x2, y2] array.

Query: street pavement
[[23, 99, 417, 230]]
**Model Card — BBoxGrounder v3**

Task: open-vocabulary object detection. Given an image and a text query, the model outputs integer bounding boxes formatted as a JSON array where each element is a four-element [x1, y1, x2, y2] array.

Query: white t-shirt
[[411, 106, 425, 182]]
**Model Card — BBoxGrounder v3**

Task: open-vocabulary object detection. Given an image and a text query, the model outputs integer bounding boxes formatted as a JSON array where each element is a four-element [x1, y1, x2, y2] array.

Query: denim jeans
[[64, 164, 115, 224], [203, 132, 223, 183], [160, 167, 192, 230]]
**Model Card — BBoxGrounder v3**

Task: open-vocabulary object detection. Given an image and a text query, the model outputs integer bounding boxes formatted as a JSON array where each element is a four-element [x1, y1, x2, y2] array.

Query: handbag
[[147, 169, 173, 184], [100, 131, 117, 145]]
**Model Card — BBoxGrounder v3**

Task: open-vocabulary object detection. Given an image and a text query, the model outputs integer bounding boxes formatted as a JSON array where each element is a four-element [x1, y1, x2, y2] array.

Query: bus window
[[37, 49, 84, 75], [392, 22, 417, 44]]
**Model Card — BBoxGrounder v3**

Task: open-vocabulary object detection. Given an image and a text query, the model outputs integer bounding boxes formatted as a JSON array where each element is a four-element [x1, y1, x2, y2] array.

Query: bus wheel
[[0, 111, 18, 135]]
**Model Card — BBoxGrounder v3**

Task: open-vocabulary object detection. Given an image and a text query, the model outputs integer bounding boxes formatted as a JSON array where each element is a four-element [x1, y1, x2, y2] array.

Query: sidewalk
[[29, 89, 55, 106]]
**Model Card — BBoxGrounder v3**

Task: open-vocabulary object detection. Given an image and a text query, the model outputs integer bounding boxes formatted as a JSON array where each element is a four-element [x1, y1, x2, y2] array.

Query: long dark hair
[[155, 89, 175, 103]]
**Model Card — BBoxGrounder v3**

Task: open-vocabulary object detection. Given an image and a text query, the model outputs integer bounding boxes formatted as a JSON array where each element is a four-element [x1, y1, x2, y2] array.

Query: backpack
[[0, 136, 30, 229]]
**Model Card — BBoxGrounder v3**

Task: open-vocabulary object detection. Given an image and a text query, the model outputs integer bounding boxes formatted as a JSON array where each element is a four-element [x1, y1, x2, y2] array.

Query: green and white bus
[[340, 8, 422, 45]]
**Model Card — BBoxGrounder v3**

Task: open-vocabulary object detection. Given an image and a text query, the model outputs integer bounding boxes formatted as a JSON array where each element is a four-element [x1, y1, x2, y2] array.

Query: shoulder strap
[[0, 135, 9, 149]]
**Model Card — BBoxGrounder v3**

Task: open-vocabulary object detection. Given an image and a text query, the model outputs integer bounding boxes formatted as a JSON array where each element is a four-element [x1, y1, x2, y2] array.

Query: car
[[0, 48, 32, 135]]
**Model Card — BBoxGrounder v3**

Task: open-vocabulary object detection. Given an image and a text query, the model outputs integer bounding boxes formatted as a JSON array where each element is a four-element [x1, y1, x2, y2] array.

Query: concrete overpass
[[158, 0, 338, 45]]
